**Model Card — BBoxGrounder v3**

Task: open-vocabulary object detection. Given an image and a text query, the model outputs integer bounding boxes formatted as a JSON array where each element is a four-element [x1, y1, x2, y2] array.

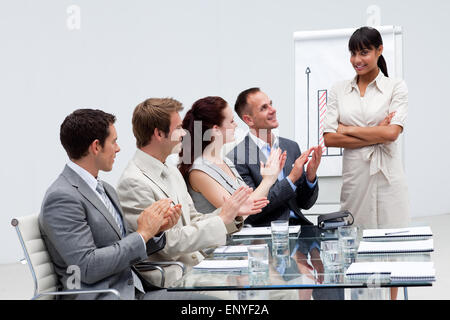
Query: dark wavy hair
[[349, 26, 388, 77], [178, 96, 228, 180]]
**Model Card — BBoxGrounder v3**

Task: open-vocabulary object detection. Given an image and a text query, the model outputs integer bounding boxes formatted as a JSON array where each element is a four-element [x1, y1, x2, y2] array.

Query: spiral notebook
[[362, 226, 433, 241], [233, 225, 301, 237], [213, 245, 249, 256], [357, 239, 434, 255], [193, 259, 248, 272], [345, 262, 436, 282]]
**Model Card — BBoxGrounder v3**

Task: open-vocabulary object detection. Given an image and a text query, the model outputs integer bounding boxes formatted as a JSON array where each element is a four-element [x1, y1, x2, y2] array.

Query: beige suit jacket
[[117, 149, 242, 286]]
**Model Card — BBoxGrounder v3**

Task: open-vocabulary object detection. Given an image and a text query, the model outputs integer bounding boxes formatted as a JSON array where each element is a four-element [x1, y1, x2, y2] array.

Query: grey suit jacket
[[227, 134, 318, 227], [38, 165, 166, 300]]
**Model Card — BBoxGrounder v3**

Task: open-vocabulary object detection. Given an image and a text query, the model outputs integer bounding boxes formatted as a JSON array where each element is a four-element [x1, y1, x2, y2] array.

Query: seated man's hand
[[306, 146, 322, 183], [288, 147, 313, 183], [137, 199, 171, 242], [159, 203, 182, 232], [260, 148, 287, 184]]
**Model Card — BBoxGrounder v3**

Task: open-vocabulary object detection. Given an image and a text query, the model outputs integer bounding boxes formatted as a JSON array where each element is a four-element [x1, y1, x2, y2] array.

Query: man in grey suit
[[228, 88, 322, 227], [39, 109, 206, 300]]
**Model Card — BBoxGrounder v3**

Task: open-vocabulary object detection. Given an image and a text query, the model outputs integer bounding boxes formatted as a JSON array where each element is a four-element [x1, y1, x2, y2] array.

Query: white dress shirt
[[248, 132, 317, 188]]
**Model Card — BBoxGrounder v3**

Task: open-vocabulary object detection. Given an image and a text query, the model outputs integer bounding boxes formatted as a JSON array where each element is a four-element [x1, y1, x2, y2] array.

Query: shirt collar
[[249, 131, 279, 151], [346, 68, 386, 94], [67, 160, 99, 193], [373, 69, 386, 93], [134, 149, 169, 178]]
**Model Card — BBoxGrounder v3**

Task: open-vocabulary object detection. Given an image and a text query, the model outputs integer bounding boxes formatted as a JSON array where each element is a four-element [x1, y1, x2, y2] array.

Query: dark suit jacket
[[38, 165, 166, 300], [227, 134, 318, 227]]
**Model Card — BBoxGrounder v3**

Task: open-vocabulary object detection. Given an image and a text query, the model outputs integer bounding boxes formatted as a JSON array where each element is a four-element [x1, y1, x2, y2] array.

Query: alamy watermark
[[66, 265, 81, 289], [67, 5, 81, 30]]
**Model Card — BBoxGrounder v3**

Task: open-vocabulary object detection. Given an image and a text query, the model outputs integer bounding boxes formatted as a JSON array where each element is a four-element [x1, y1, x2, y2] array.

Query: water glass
[[320, 240, 342, 273], [271, 220, 290, 256], [247, 244, 269, 278], [337, 226, 358, 269]]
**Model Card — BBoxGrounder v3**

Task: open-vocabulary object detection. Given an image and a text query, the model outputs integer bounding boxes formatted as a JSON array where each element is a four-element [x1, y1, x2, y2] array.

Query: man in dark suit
[[39, 109, 208, 300], [228, 88, 322, 227]]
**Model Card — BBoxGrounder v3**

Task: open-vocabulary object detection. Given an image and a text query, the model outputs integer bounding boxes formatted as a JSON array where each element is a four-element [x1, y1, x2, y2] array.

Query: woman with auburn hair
[[179, 96, 286, 218]]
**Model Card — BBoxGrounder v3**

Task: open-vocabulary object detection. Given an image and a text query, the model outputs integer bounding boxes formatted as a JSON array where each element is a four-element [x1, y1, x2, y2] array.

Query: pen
[[385, 230, 410, 236]]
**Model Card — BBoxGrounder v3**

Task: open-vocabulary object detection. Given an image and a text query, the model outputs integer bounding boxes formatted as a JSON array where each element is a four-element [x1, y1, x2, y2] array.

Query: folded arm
[[339, 124, 403, 143], [323, 132, 376, 149]]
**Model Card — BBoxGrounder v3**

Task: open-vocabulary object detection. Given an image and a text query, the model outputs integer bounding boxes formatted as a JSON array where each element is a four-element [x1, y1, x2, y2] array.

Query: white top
[[324, 70, 408, 133], [323, 70, 408, 183], [322, 70, 410, 229]]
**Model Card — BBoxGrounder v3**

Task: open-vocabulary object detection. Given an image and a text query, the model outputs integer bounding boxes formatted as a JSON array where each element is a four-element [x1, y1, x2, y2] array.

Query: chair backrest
[[11, 215, 59, 300]]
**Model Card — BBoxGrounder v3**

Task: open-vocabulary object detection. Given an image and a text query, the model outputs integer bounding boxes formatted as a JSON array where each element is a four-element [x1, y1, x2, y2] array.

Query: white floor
[[1, 214, 449, 300]]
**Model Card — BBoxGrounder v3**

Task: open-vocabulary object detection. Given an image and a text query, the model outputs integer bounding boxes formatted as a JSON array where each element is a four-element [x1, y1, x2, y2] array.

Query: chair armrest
[[33, 288, 121, 300], [135, 261, 186, 275], [134, 261, 186, 288]]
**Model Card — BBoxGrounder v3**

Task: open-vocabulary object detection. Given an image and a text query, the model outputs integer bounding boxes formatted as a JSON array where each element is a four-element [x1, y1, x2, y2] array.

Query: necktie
[[161, 165, 169, 180], [96, 181, 145, 294], [96, 181, 126, 237], [161, 165, 179, 204]]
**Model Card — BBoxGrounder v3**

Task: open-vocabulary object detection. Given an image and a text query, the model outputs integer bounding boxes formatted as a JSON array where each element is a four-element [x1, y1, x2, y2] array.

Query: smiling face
[[164, 111, 186, 155], [244, 91, 279, 130], [216, 105, 237, 144], [350, 45, 383, 77], [96, 124, 120, 172]]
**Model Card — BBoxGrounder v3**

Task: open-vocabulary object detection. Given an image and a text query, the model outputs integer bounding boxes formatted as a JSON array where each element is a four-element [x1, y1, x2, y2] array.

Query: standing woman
[[323, 27, 410, 300], [323, 27, 410, 232]]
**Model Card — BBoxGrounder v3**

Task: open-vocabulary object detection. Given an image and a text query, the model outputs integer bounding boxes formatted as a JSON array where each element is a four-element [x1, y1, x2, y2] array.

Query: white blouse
[[324, 70, 408, 132], [323, 70, 408, 183]]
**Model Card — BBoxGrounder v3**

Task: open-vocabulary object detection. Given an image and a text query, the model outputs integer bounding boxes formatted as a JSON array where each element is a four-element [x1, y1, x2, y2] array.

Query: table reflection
[[168, 225, 431, 300]]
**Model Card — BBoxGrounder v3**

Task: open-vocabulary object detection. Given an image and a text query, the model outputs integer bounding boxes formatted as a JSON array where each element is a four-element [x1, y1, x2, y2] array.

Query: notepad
[[213, 245, 249, 255], [233, 225, 301, 237], [345, 262, 436, 282], [362, 226, 433, 241], [357, 239, 434, 255], [193, 259, 248, 272]]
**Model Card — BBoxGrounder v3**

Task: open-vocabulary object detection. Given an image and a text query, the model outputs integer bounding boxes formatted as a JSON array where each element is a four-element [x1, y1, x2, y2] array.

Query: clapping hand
[[306, 146, 322, 183], [159, 202, 182, 232], [220, 186, 269, 224], [137, 199, 171, 242], [260, 147, 287, 184]]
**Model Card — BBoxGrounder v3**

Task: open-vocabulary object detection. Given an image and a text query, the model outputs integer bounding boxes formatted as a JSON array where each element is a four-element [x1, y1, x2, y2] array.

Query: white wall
[[1, 0, 449, 263]]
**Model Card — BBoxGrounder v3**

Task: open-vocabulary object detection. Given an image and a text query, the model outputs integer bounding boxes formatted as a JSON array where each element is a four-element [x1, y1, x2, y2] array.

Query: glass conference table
[[167, 225, 433, 300]]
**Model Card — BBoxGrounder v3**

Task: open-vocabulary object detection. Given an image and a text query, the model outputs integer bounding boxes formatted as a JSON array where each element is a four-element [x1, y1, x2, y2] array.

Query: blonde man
[[117, 98, 268, 288]]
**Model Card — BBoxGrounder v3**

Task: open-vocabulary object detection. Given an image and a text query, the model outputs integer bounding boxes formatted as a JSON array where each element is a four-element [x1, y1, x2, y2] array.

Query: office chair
[[11, 215, 185, 299]]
